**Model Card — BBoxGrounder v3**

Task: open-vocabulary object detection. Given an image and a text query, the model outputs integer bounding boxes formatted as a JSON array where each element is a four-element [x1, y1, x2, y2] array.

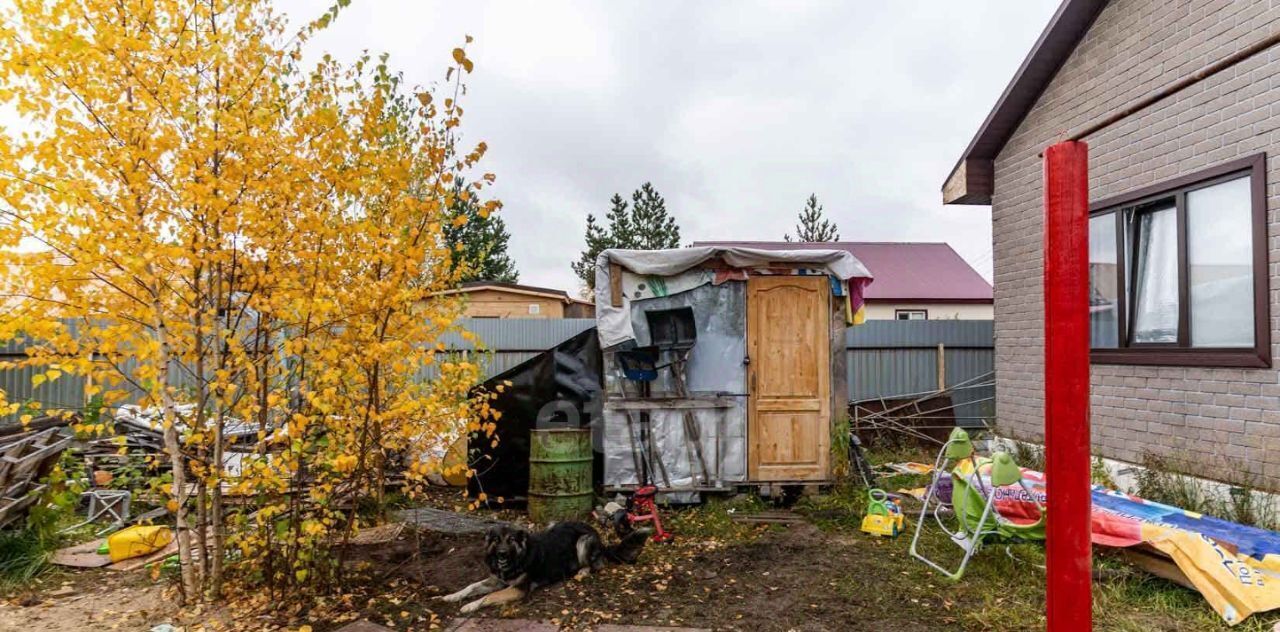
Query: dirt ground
[[402, 524, 958, 632], [4, 492, 1276, 631], [0, 520, 957, 632], [0, 569, 173, 631], [447, 523, 952, 632]]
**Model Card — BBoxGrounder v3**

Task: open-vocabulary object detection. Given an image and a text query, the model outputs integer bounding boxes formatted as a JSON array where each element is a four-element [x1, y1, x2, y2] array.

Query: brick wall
[[992, 0, 1280, 489]]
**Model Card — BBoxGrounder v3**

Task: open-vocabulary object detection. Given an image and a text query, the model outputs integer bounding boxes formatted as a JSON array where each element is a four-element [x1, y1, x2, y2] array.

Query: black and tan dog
[[440, 521, 651, 613]]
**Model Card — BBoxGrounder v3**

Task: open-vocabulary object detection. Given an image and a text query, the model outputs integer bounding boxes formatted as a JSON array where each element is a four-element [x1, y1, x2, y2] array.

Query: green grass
[[1136, 453, 1280, 531], [792, 443, 1280, 631], [0, 529, 54, 588], [663, 494, 767, 541], [0, 468, 101, 594]]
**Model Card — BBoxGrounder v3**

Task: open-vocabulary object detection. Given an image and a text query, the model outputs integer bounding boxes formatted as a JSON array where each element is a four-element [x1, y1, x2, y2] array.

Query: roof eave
[[942, 158, 995, 205], [941, 0, 1109, 206]]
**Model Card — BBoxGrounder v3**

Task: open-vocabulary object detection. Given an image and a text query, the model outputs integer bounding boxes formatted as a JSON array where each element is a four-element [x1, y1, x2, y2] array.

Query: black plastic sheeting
[[467, 327, 603, 501]]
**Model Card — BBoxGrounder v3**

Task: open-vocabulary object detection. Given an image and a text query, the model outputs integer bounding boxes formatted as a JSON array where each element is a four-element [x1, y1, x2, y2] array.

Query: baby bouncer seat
[[909, 428, 1046, 580]]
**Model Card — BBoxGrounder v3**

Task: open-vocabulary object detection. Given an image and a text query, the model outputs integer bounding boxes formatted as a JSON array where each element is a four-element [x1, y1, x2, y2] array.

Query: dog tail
[[603, 528, 652, 564]]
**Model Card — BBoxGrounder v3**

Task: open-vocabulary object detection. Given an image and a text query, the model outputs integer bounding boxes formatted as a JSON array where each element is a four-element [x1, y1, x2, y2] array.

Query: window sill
[[1090, 348, 1271, 368]]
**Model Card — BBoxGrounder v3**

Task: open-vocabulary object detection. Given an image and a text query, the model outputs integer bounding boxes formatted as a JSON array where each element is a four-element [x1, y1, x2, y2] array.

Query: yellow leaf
[[452, 48, 465, 65], [31, 374, 46, 387]]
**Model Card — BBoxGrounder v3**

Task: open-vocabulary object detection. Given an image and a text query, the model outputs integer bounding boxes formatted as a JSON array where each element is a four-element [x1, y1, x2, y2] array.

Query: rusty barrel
[[528, 428, 593, 523]]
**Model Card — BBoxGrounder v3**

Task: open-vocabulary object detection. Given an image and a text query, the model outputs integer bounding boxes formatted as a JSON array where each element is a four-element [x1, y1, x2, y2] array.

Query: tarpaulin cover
[[594, 246, 872, 348], [956, 459, 1280, 625], [467, 327, 603, 501]]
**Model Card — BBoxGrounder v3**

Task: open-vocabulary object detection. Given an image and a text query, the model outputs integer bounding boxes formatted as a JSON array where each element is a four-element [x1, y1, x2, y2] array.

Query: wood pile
[[0, 425, 73, 528]]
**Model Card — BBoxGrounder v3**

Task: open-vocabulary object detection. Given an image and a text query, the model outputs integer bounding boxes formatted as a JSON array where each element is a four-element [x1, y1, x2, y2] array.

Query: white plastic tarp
[[593, 246, 872, 348]]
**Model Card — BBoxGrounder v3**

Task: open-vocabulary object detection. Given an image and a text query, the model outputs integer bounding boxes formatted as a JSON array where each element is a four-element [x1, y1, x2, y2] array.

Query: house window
[[1088, 154, 1269, 367], [895, 309, 928, 321]]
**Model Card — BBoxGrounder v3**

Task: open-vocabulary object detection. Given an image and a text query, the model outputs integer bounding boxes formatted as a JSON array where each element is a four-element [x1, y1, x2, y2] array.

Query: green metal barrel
[[528, 428, 593, 523]]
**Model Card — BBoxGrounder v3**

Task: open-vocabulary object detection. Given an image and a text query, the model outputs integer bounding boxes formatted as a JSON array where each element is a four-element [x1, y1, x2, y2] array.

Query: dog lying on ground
[[440, 521, 651, 613]]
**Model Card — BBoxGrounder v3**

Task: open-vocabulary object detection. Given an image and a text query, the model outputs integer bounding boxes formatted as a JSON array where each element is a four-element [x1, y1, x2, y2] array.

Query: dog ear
[[513, 528, 528, 545]]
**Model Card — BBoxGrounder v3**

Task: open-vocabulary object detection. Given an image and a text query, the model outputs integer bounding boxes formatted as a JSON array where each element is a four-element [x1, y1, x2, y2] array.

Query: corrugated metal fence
[[3, 318, 991, 425], [846, 320, 995, 428], [414, 318, 597, 382]]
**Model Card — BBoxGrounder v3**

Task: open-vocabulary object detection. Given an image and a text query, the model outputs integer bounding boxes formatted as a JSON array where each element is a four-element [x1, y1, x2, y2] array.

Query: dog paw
[[438, 592, 464, 603], [459, 599, 485, 614]]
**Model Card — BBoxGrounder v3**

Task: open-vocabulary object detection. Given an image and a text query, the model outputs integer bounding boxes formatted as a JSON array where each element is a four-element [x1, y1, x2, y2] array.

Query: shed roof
[[694, 241, 992, 302], [434, 281, 590, 304], [942, 0, 1109, 205]]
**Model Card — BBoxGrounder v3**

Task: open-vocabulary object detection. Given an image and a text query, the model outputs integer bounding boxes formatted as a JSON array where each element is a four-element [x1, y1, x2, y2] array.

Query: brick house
[[944, 0, 1280, 488]]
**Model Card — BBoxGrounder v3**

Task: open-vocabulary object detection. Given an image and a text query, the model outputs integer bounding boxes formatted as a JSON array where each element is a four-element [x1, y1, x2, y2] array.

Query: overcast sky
[[282, 0, 1060, 292]]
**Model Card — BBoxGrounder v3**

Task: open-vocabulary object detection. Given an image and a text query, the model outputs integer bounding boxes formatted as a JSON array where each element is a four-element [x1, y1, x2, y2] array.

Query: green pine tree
[[629, 182, 681, 250], [784, 193, 840, 242], [603, 193, 633, 248], [444, 180, 519, 283], [572, 184, 682, 289]]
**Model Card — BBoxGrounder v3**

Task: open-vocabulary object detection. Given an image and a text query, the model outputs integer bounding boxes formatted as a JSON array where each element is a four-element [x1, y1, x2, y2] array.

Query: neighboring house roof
[[693, 241, 993, 302], [942, 0, 1109, 205], [433, 281, 591, 304]]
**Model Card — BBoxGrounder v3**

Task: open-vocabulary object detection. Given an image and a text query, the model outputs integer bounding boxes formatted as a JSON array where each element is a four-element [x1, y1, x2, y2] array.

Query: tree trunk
[[210, 408, 225, 599], [153, 294, 199, 601]]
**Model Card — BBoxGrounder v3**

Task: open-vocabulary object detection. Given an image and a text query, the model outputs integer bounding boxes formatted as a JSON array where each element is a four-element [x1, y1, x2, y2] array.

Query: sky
[[281, 0, 1062, 293]]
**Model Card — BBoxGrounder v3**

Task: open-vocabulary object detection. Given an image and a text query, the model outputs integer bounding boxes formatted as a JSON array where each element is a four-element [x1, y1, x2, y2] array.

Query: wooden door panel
[[755, 412, 820, 466], [747, 276, 830, 481]]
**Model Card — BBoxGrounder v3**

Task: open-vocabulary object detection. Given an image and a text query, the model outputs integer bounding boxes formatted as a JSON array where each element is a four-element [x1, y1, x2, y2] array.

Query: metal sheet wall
[[3, 318, 992, 428], [845, 320, 994, 428]]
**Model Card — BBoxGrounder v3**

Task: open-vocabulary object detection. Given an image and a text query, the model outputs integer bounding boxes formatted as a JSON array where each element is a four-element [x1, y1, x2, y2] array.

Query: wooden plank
[[604, 397, 735, 411], [609, 263, 623, 307], [730, 510, 804, 525], [1117, 546, 1197, 591], [51, 539, 112, 568]]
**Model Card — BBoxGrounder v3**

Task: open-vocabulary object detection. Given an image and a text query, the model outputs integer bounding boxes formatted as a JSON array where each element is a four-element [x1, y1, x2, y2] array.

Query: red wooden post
[[1043, 140, 1093, 631]]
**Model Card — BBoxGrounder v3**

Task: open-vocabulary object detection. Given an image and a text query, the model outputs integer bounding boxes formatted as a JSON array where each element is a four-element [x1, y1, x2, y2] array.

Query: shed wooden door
[[747, 275, 830, 481]]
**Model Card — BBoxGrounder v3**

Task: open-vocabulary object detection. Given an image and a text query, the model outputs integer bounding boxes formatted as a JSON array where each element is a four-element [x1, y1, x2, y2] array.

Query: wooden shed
[[428, 281, 594, 319], [594, 247, 872, 491]]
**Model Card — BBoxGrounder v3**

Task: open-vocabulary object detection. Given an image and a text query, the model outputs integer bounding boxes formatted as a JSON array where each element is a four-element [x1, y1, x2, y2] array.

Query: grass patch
[[1136, 453, 1280, 531], [0, 529, 54, 588], [798, 442, 1280, 630], [664, 494, 766, 542]]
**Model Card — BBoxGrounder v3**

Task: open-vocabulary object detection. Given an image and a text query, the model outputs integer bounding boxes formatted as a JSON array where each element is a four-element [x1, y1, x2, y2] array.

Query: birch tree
[[0, 0, 494, 600]]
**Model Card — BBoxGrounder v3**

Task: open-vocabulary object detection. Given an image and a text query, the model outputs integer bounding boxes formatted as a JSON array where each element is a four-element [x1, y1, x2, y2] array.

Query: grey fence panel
[[438, 318, 596, 351], [412, 350, 545, 383], [846, 320, 994, 429], [845, 320, 994, 349], [4, 318, 993, 429], [0, 362, 88, 421]]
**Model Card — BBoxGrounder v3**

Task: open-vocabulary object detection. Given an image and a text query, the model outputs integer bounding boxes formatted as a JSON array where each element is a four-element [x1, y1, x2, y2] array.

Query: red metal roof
[[693, 241, 993, 302]]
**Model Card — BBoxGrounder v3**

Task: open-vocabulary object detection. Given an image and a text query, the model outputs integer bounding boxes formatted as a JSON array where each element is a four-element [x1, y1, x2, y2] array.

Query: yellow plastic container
[[107, 525, 174, 562]]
